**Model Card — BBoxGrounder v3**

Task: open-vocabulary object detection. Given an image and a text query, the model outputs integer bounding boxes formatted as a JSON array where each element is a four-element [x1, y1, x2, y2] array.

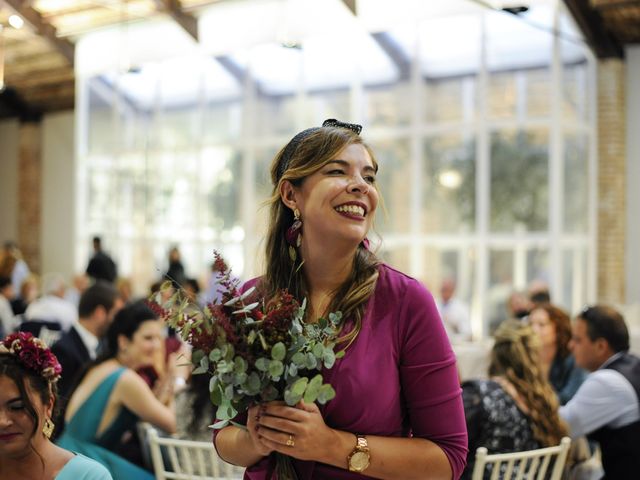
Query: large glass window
[[76, 0, 596, 336]]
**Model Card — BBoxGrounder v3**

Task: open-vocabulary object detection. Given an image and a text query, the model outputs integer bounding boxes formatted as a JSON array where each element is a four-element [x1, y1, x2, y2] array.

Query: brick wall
[[18, 121, 42, 274], [597, 59, 626, 304]]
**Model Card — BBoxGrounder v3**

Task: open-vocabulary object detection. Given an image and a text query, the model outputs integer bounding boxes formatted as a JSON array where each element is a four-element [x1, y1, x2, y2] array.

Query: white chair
[[471, 437, 571, 480], [146, 426, 243, 480]]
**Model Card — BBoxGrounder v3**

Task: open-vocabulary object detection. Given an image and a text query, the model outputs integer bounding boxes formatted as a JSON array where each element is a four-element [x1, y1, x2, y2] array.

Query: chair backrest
[[146, 426, 244, 480], [19, 320, 62, 346], [471, 437, 571, 480]]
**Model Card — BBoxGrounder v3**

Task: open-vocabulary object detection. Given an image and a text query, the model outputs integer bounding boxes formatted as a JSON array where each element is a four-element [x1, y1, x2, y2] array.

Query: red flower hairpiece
[[0, 332, 62, 383]]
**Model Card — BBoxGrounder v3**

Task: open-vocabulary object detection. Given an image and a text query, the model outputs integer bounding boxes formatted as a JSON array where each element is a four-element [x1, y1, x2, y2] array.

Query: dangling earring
[[43, 417, 54, 439], [286, 208, 302, 262]]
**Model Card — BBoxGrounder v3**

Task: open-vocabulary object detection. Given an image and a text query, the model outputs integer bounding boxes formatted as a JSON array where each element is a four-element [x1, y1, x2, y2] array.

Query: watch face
[[350, 451, 370, 471]]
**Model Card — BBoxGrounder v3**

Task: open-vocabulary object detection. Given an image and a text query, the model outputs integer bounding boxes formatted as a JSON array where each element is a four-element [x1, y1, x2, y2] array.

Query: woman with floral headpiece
[[0, 332, 112, 479], [213, 120, 468, 479]]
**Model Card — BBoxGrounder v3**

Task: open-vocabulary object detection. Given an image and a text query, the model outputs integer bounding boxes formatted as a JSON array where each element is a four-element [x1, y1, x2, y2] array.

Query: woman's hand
[[246, 404, 275, 457], [256, 400, 336, 462]]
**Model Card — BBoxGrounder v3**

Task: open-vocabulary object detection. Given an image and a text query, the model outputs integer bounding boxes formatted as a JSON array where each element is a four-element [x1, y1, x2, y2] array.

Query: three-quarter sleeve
[[398, 278, 468, 479]]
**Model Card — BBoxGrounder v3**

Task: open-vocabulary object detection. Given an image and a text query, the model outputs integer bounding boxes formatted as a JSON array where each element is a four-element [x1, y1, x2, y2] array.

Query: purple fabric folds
[[214, 264, 468, 479]]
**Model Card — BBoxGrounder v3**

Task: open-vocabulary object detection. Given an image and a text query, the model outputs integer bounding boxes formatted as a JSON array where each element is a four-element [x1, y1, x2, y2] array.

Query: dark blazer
[[51, 326, 93, 402]]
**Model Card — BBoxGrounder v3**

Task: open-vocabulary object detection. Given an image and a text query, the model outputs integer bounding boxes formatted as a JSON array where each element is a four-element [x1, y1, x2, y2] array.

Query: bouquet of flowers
[[149, 252, 343, 478]]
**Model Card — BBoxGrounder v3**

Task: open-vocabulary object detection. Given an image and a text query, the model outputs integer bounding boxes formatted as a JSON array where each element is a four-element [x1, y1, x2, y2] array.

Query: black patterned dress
[[461, 379, 540, 479]]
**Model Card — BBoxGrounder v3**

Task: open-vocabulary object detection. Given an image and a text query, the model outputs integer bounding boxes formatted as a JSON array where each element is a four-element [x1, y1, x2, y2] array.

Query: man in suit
[[560, 305, 640, 478], [52, 281, 122, 402]]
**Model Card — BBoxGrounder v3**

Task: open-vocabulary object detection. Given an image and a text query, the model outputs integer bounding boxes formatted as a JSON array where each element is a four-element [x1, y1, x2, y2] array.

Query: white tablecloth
[[452, 340, 493, 382]]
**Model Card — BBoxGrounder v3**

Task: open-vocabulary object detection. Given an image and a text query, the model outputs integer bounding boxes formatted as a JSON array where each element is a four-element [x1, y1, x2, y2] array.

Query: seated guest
[[529, 303, 587, 404], [0, 276, 18, 337], [560, 305, 640, 479], [462, 321, 568, 478], [25, 273, 77, 331], [52, 282, 123, 403], [10, 274, 39, 315], [0, 332, 112, 479], [57, 301, 177, 479]]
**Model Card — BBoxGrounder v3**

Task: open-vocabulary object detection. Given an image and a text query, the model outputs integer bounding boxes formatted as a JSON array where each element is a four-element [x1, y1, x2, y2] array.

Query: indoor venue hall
[[0, 1, 638, 479]]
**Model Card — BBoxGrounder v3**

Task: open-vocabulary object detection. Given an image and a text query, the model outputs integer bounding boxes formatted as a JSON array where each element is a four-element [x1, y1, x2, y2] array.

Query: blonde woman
[[461, 321, 568, 478]]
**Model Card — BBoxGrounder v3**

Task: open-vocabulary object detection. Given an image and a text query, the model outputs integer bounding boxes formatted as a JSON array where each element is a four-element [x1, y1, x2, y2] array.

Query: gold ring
[[286, 434, 295, 447]]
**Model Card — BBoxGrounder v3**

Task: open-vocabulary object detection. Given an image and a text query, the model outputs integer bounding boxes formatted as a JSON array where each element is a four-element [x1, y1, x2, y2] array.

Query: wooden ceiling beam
[[563, 0, 624, 58], [590, 0, 640, 10], [3, 0, 75, 65], [341, 0, 357, 15], [154, 0, 199, 41]]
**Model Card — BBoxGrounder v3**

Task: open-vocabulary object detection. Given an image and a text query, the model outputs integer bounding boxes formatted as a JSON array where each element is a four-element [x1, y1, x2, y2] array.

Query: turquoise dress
[[57, 368, 154, 480], [56, 453, 113, 479]]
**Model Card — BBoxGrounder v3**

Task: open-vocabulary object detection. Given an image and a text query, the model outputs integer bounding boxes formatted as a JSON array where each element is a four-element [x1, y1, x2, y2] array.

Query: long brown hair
[[489, 321, 568, 446], [263, 125, 381, 346]]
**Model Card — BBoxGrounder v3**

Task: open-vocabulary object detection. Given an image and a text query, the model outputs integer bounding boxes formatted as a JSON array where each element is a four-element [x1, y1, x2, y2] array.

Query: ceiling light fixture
[[8, 14, 25, 29]]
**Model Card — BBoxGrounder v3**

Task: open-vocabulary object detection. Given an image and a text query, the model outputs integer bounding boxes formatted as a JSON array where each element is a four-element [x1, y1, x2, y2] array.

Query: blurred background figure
[[57, 301, 177, 479], [65, 274, 90, 307], [0, 276, 18, 337], [560, 305, 640, 479], [183, 277, 201, 304], [507, 290, 533, 320], [10, 274, 40, 316], [0, 241, 31, 300], [437, 277, 471, 342], [116, 277, 134, 305], [529, 279, 552, 306], [529, 303, 587, 405], [461, 321, 568, 478], [86, 236, 117, 284], [165, 246, 186, 289], [52, 282, 123, 405], [25, 273, 78, 332]]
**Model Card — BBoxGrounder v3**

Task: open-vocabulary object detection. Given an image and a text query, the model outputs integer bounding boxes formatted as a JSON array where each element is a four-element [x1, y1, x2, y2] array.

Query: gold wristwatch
[[347, 434, 371, 473]]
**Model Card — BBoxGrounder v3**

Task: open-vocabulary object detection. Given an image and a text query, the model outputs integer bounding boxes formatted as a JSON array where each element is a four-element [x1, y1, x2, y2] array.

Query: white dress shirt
[[560, 352, 640, 438], [75, 322, 100, 359]]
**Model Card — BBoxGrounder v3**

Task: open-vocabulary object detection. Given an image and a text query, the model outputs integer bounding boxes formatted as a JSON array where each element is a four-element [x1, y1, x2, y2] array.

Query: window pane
[[488, 249, 514, 334], [527, 248, 549, 286], [363, 82, 413, 127], [423, 134, 476, 233], [564, 132, 589, 233], [562, 248, 587, 314], [490, 129, 549, 232], [379, 245, 411, 274], [425, 76, 477, 123], [368, 138, 412, 235]]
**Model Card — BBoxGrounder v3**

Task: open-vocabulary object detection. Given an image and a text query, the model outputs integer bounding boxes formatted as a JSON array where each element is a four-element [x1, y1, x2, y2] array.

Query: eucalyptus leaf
[[224, 384, 234, 400], [192, 365, 207, 375], [268, 360, 284, 379], [312, 343, 324, 358], [335, 349, 346, 359], [211, 419, 229, 430], [291, 377, 308, 396], [209, 348, 222, 362], [322, 348, 336, 368], [255, 357, 269, 372], [262, 384, 278, 402], [317, 384, 336, 404], [234, 356, 247, 374], [210, 385, 223, 406], [305, 352, 317, 370], [291, 352, 305, 366], [271, 342, 286, 361], [284, 389, 302, 406]]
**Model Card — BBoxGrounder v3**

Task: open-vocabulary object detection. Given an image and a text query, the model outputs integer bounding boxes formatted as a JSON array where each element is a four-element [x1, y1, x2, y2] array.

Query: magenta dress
[[214, 264, 468, 479]]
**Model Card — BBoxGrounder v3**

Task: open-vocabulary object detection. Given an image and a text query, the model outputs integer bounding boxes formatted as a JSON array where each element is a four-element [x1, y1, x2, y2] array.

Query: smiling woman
[[213, 119, 468, 479], [0, 332, 112, 480]]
